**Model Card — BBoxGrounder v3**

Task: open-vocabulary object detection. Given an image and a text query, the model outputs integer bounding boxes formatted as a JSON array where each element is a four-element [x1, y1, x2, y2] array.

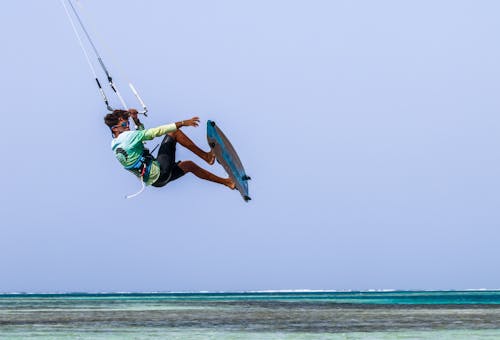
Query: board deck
[[207, 120, 251, 202]]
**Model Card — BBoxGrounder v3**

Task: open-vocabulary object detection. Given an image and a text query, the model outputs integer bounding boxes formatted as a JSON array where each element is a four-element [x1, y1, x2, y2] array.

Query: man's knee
[[169, 130, 181, 139], [178, 160, 195, 172]]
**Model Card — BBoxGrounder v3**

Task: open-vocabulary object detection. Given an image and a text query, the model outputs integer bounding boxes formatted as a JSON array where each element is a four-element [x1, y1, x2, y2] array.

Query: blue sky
[[1, 0, 499, 292]]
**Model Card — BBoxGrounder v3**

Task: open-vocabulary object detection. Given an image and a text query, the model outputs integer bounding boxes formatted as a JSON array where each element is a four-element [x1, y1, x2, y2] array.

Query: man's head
[[104, 110, 131, 137]]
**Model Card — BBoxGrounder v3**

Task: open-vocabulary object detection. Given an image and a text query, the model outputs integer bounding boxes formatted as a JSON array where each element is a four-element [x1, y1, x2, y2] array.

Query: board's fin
[[242, 175, 251, 181], [244, 195, 251, 202]]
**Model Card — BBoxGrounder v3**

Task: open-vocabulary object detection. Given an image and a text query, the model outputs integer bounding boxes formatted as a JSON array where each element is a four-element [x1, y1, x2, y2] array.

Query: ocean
[[1, 290, 499, 339]]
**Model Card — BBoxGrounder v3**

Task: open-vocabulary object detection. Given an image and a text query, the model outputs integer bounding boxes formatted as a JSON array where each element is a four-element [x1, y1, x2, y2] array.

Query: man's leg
[[170, 130, 215, 165], [178, 161, 235, 189]]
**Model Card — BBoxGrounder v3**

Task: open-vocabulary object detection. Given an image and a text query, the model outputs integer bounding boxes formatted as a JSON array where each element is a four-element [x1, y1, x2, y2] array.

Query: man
[[104, 109, 235, 190]]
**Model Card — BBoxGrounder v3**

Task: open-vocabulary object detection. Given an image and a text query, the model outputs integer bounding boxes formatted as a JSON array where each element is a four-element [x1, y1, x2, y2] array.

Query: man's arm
[[141, 116, 201, 141], [128, 109, 144, 130], [129, 108, 199, 131]]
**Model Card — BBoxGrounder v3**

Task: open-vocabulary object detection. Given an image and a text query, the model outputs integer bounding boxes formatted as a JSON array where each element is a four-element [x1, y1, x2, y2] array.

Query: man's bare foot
[[206, 149, 216, 165], [225, 178, 236, 190]]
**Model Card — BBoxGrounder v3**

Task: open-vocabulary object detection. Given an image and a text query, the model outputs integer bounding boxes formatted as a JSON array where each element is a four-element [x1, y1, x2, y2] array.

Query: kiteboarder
[[62, 0, 238, 197], [104, 109, 235, 190]]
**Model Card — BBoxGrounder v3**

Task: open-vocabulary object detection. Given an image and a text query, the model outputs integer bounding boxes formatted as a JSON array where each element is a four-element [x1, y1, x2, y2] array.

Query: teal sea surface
[[1, 290, 500, 339]]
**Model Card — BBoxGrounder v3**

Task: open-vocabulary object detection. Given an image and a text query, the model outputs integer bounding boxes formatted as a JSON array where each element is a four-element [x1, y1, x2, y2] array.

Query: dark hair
[[104, 110, 130, 129]]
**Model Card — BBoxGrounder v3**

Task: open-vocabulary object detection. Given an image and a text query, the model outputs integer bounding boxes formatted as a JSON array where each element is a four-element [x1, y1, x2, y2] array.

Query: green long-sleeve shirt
[[111, 123, 177, 185]]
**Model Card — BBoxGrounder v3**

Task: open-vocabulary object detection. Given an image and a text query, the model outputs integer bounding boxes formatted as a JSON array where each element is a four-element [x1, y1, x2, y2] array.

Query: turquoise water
[[1, 291, 500, 339]]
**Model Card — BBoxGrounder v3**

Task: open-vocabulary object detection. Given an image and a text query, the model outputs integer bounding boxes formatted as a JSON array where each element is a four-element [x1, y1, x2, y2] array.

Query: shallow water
[[1, 291, 499, 339]]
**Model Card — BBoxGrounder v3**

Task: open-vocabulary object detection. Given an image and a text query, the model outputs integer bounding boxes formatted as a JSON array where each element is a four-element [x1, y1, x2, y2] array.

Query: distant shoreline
[[1, 288, 500, 295]]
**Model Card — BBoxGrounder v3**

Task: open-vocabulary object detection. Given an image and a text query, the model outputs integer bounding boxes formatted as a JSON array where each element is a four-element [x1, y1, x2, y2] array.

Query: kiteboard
[[207, 120, 251, 202]]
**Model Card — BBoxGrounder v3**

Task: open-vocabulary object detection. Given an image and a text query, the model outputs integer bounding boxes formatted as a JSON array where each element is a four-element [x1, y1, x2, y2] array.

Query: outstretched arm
[[142, 116, 202, 141]]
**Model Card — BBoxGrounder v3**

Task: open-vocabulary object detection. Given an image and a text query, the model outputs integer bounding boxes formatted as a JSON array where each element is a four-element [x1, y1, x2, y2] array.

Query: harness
[[123, 149, 154, 183]]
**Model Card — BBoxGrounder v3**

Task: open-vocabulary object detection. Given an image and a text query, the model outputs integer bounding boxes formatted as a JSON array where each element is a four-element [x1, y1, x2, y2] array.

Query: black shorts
[[151, 135, 186, 187]]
